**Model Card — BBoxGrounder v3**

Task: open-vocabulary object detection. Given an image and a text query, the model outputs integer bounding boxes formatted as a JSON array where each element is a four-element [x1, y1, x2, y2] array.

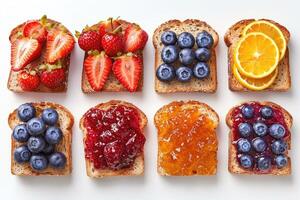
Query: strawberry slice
[[124, 24, 148, 52], [11, 38, 42, 71], [45, 30, 75, 63], [112, 53, 142, 92], [84, 52, 112, 91], [23, 20, 47, 43]]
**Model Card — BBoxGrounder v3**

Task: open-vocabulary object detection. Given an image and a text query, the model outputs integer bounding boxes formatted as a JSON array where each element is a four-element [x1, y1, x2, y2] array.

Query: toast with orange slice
[[224, 19, 291, 91]]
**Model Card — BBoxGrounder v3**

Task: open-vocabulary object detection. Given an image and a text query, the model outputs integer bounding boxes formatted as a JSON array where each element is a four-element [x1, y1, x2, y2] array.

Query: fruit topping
[[253, 122, 268, 137], [193, 62, 210, 79], [17, 103, 36, 122], [274, 155, 288, 168], [40, 65, 66, 89], [161, 31, 177, 45], [195, 48, 211, 62], [112, 53, 142, 92], [101, 27, 123, 57], [43, 143, 54, 155], [18, 70, 40, 91], [45, 126, 63, 145], [98, 18, 121, 39], [27, 136, 46, 153], [260, 106, 273, 119], [177, 32, 195, 48], [124, 24, 148, 52], [23, 20, 47, 43], [238, 122, 253, 137], [238, 154, 253, 169], [196, 31, 214, 49], [179, 48, 195, 65], [241, 105, 254, 119], [30, 154, 48, 170], [269, 124, 286, 139], [26, 118, 46, 136], [156, 64, 175, 82], [78, 30, 102, 51], [42, 108, 59, 125], [14, 145, 32, 163], [13, 124, 30, 142], [237, 138, 251, 153], [271, 140, 287, 154], [257, 156, 271, 171], [252, 137, 267, 152], [161, 45, 178, 64], [49, 152, 66, 168], [176, 66, 192, 82], [83, 104, 145, 170]]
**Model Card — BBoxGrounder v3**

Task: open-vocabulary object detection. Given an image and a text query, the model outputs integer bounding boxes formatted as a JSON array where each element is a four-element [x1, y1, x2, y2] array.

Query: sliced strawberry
[[11, 38, 42, 71], [112, 53, 142, 92], [45, 30, 75, 63], [98, 18, 121, 38], [124, 24, 148, 52], [23, 20, 48, 43], [40, 64, 66, 89], [18, 70, 40, 91], [84, 52, 112, 91]]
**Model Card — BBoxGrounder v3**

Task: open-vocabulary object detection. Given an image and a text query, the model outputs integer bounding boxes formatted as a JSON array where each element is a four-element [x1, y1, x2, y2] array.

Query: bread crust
[[7, 18, 75, 93], [79, 100, 147, 178], [154, 100, 219, 176], [226, 101, 292, 175], [224, 19, 291, 92], [153, 19, 219, 93], [9, 102, 74, 176]]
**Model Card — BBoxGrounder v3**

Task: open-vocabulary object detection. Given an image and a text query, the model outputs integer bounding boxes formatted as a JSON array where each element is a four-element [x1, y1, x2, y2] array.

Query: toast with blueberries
[[79, 100, 147, 178], [226, 101, 292, 175], [7, 15, 75, 93], [153, 19, 219, 93], [8, 102, 74, 176], [224, 19, 291, 91]]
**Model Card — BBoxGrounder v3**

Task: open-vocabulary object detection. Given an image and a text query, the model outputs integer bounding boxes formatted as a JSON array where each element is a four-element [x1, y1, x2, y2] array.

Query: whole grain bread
[[81, 20, 144, 93], [224, 19, 291, 91], [226, 101, 292, 175], [154, 101, 219, 176], [79, 100, 147, 178], [153, 19, 219, 93], [8, 102, 74, 176], [7, 18, 75, 93]]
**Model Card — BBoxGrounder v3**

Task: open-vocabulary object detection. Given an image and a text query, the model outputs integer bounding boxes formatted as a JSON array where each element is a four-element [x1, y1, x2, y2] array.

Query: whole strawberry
[[78, 30, 102, 51], [124, 24, 148, 52], [18, 70, 40, 91], [101, 26, 123, 57], [98, 18, 121, 39], [40, 66, 66, 89]]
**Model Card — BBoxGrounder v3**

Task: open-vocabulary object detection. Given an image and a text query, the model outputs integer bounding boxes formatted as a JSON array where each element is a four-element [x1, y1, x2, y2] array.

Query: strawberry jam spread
[[232, 102, 290, 173], [83, 104, 145, 170]]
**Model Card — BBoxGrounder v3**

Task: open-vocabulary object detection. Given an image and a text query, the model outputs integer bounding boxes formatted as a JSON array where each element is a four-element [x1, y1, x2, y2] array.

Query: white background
[[0, 0, 299, 199]]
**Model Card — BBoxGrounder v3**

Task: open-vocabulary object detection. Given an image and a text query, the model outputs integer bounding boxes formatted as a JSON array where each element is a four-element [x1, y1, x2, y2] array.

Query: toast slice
[[81, 20, 144, 92], [79, 100, 147, 178], [226, 101, 292, 175], [7, 17, 75, 93], [153, 19, 219, 93], [8, 102, 74, 176], [154, 101, 219, 175], [224, 19, 291, 91]]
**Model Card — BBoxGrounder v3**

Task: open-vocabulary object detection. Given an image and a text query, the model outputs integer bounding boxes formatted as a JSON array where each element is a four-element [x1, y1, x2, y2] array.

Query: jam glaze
[[83, 104, 145, 170], [232, 102, 290, 173]]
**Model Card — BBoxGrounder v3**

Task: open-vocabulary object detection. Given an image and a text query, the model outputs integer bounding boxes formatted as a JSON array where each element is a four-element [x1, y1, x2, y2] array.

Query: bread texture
[[8, 102, 74, 176], [79, 100, 147, 178], [154, 101, 219, 176], [224, 19, 291, 91], [81, 20, 144, 93], [7, 18, 74, 93], [226, 101, 292, 175], [153, 19, 219, 93]]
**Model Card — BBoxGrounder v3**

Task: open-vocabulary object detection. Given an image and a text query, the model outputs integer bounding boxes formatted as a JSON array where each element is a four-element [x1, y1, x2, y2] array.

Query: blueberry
[[269, 124, 286, 139], [238, 154, 253, 169], [252, 137, 267, 152], [253, 122, 268, 137], [26, 118, 46, 136], [193, 62, 210, 79], [274, 155, 288, 168], [196, 31, 214, 49], [179, 48, 195, 65], [43, 143, 54, 155], [237, 138, 251, 153], [176, 66, 192, 82], [49, 152, 67, 168], [42, 108, 59, 125], [195, 48, 211, 62], [30, 154, 48, 171], [257, 156, 271, 171], [161, 31, 177, 45], [156, 64, 175, 82], [17, 103, 36, 122], [14, 145, 31, 163], [177, 32, 195, 48], [12, 124, 30, 142], [27, 136, 46, 153], [161, 45, 178, 64], [241, 105, 254, 119], [238, 122, 252, 137], [271, 140, 287, 155], [260, 106, 273, 119], [45, 126, 63, 145]]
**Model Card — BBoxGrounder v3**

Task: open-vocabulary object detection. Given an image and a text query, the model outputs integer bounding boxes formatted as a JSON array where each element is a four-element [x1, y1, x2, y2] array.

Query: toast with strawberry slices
[[77, 18, 148, 92], [7, 15, 75, 93]]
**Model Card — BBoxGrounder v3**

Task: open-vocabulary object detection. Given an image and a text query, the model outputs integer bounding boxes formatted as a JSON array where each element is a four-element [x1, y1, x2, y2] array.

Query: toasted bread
[[7, 18, 75, 93], [81, 20, 144, 93], [79, 100, 147, 178], [153, 19, 219, 93], [154, 101, 219, 176], [224, 19, 291, 91], [226, 101, 292, 175], [8, 102, 74, 176]]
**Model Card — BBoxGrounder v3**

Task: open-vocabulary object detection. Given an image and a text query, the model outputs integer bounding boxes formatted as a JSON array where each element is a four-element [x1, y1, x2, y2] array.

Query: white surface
[[0, 0, 299, 199]]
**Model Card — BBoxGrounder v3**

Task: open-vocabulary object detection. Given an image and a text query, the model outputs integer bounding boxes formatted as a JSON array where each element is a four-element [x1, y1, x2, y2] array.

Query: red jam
[[83, 105, 145, 170], [232, 102, 290, 172]]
